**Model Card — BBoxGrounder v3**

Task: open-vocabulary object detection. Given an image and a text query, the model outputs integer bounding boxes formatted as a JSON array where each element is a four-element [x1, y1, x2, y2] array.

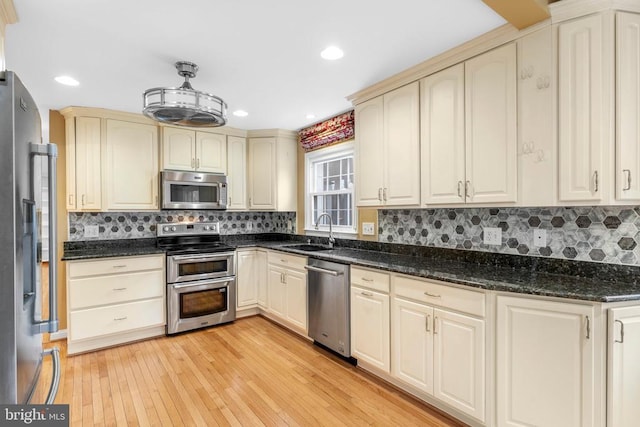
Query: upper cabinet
[[67, 116, 102, 211], [356, 82, 420, 207], [421, 43, 517, 205], [247, 131, 297, 211], [227, 135, 247, 210], [161, 126, 227, 173]]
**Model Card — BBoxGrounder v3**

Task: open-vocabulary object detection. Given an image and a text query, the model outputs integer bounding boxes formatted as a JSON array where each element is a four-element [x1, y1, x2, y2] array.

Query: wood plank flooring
[[35, 316, 463, 426]]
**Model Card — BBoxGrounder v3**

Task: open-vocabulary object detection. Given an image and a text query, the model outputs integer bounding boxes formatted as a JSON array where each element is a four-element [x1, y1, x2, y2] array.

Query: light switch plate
[[362, 222, 375, 235], [484, 227, 502, 245], [533, 229, 547, 247], [84, 225, 99, 238]]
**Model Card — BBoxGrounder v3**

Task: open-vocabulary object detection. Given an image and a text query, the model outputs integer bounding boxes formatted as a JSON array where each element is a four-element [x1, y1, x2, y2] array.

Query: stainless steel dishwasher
[[306, 258, 351, 358]]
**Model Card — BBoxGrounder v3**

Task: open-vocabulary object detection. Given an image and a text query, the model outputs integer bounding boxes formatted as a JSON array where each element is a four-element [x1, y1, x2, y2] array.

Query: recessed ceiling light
[[54, 75, 79, 86], [306, 114, 316, 119], [233, 110, 248, 117], [320, 46, 344, 61]]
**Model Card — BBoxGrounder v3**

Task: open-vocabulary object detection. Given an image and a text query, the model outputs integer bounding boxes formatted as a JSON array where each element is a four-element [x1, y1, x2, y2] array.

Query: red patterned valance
[[299, 110, 354, 151]]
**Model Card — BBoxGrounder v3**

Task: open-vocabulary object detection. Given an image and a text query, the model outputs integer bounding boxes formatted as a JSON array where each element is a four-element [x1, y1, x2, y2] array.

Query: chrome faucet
[[314, 212, 335, 248]]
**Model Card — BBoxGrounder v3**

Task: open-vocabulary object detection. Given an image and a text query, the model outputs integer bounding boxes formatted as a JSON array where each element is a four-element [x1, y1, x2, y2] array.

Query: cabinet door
[[267, 266, 286, 318], [496, 296, 595, 427], [162, 127, 196, 171], [616, 12, 640, 200], [351, 286, 390, 373], [608, 305, 640, 427], [256, 250, 268, 308], [248, 137, 276, 210], [392, 297, 433, 393], [236, 250, 258, 309], [465, 43, 517, 203], [434, 308, 485, 422], [558, 14, 605, 202], [420, 65, 465, 205], [104, 120, 158, 210], [65, 118, 77, 210], [518, 27, 556, 207], [284, 269, 307, 331], [75, 117, 102, 210], [227, 136, 247, 210], [355, 96, 385, 206], [383, 82, 420, 206], [196, 132, 227, 173]]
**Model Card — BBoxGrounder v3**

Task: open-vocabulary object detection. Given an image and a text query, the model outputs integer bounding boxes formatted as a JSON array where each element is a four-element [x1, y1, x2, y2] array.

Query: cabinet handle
[[280, 259, 288, 263], [383, 188, 388, 202], [465, 181, 472, 199], [424, 291, 441, 298], [586, 315, 590, 340], [155, 195, 158, 205], [112, 265, 127, 268], [457, 181, 463, 198], [434, 316, 439, 334], [378, 188, 383, 202], [191, 158, 195, 168], [425, 315, 431, 333], [360, 291, 373, 297], [113, 317, 127, 321], [623, 169, 632, 191], [81, 194, 86, 206], [69, 194, 74, 206], [614, 319, 625, 343], [593, 171, 599, 193], [361, 278, 373, 282], [112, 287, 127, 291], [196, 158, 200, 169]]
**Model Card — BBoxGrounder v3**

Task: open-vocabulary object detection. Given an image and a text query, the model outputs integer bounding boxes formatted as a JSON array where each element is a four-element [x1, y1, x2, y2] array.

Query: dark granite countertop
[[62, 234, 640, 303]]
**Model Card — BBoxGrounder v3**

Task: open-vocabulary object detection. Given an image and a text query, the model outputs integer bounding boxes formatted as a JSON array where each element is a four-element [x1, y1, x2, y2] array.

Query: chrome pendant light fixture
[[143, 61, 227, 127]]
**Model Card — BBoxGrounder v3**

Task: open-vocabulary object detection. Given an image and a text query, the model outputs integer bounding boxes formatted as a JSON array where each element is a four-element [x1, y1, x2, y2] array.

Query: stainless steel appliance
[[161, 170, 227, 210], [306, 259, 351, 357], [157, 222, 236, 334], [0, 71, 61, 404]]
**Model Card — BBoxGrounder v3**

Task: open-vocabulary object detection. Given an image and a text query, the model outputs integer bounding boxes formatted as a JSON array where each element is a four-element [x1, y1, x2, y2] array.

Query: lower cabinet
[[66, 254, 166, 355], [236, 248, 268, 314], [266, 251, 308, 333], [496, 295, 597, 427]]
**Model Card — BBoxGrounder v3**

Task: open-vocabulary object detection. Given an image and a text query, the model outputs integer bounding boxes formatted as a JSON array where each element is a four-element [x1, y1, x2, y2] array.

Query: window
[[305, 142, 356, 234]]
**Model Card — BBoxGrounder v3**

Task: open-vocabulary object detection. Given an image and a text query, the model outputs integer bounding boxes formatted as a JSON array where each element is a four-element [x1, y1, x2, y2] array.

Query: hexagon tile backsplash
[[379, 207, 640, 266]]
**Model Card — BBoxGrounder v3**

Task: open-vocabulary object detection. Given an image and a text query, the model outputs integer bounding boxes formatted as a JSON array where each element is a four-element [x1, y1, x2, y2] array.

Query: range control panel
[[156, 222, 220, 237]]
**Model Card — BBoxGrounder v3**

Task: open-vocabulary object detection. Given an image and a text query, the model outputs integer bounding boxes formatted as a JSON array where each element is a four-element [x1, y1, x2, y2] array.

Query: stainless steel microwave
[[161, 170, 228, 210]]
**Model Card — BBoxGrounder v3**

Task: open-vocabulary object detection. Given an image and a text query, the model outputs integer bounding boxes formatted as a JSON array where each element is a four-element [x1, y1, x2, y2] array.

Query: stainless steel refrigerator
[[0, 71, 61, 404]]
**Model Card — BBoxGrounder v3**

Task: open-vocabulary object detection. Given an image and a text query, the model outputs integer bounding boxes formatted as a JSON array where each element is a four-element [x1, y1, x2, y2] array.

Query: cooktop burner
[[156, 222, 234, 255]]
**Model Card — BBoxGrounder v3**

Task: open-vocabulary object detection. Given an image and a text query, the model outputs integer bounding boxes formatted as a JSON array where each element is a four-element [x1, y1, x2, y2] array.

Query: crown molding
[[247, 128, 298, 139]]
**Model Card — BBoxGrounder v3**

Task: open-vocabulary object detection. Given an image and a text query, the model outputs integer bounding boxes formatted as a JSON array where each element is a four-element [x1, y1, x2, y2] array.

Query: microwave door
[[163, 180, 222, 209]]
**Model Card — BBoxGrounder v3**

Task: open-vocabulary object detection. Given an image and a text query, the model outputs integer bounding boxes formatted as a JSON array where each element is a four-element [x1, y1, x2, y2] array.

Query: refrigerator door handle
[[28, 347, 61, 404], [30, 143, 59, 334]]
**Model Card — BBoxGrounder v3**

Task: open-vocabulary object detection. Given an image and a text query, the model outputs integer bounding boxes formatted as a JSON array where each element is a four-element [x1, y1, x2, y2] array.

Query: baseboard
[[49, 330, 68, 341]]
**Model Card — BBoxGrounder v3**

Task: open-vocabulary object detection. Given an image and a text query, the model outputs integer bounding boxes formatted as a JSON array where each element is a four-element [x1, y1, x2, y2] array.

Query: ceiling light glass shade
[[143, 61, 228, 127]]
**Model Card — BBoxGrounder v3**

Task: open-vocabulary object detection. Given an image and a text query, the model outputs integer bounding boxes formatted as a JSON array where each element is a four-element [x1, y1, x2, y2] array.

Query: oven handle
[[170, 252, 235, 261], [170, 277, 234, 290]]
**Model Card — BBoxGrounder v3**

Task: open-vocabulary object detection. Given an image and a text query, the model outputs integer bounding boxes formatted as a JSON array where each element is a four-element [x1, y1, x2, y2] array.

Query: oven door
[[168, 252, 235, 283], [167, 277, 236, 334]]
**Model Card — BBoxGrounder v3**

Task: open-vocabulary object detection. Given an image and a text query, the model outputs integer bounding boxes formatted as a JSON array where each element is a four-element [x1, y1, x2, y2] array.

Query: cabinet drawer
[[351, 266, 390, 293], [70, 298, 165, 341], [68, 254, 164, 278], [268, 251, 307, 269], [69, 270, 164, 310], [394, 275, 485, 317]]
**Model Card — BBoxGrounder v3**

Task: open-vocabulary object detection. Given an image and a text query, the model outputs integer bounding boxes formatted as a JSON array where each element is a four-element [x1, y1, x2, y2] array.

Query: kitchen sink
[[284, 244, 333, 252]]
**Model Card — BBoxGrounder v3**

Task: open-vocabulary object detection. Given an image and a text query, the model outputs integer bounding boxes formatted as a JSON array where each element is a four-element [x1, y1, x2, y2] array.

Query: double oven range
[[157, 222, 236, 335]]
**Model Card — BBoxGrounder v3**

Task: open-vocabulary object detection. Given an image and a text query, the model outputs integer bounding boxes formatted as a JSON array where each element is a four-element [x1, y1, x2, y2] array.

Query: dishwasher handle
[[304, 265, 344, 276]]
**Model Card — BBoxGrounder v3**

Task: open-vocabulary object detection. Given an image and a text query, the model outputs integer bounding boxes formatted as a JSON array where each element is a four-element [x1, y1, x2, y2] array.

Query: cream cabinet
[[558, 13, 610, 202], [616, 12, 640, 201], [256, 250, 268, 308], [236, 248, 268, 314], [247, 133, 297, 211], [227, 135, 247, 210], [496, 295, 597, 427], [266, 251, 307, 333], [420, 43, 517, 205], [608, 305, 640, 427], [161, 126, 227, 173], [66, 116, 102, 211], [356, 82, 420, 207], [517, 27, 556, 206], [350, 266, 391, 373], [104, 120, 158, 210], [392, 275, 486, 422], [66, 254, 165, 355]]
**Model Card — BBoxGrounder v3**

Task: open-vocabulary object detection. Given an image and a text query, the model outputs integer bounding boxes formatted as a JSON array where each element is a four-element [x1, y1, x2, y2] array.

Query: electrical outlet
[[362, 222, 375, 235], [287, 219, 292, 231], [84, 225, 99, 238], [483, 227, 502, 245], [533, 229, 547, 247], [247, 222, 253, 231]]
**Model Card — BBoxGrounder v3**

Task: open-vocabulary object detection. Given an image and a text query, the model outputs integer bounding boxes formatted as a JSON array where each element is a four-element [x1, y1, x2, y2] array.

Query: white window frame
[[304, 142, 357, 237]]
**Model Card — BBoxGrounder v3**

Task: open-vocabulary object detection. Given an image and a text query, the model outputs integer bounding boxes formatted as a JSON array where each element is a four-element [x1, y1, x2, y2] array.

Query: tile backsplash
[[68, 211, 296, 241], [379, 206, 640, 266]]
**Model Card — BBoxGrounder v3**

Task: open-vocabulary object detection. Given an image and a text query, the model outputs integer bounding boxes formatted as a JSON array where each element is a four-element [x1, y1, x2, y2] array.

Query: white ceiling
[[5, 0, 505, 138]]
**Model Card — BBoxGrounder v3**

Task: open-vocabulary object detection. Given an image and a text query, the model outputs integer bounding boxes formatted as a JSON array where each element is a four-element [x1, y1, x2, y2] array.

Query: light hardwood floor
[[36, 316, 463, 426]]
